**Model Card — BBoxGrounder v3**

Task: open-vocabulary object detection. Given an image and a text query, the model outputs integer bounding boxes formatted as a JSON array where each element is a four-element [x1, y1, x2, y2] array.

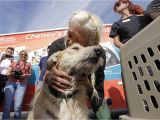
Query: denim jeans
[[0, 74, 8, 107], [2, 81, 27, 120]]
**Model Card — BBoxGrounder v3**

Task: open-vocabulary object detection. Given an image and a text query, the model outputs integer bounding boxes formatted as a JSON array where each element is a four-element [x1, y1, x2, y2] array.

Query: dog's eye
[[72, 47, 79, 50]]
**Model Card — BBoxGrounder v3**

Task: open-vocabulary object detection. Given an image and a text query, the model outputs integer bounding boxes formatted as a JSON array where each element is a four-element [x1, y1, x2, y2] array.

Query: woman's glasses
[[115, 2, 121, 7], [115, 1, 128, 7], [20, 54, 27, 57]]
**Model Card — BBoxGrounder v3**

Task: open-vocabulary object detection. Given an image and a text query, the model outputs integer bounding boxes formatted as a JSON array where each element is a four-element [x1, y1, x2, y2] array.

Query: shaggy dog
[[28, 43, 104, 120]]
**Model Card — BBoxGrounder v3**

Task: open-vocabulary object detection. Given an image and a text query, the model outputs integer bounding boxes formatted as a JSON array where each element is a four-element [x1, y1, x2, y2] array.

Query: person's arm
[[26, 64, 32, 77], [39, 58, 42, 78], [91, 47, 111, 119], [113, 35, 124, 48], [7, 63, 15, 78], [90, 47, 106, 109], [109, 21, 123, 48], [44, 66, 72, 93], [44, 37, 72, 93], [0, 54, 6, 63], [7, 66, 13, 77]]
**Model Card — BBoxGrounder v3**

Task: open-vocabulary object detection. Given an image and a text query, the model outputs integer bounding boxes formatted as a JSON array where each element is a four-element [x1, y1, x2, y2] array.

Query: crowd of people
[[0, 0, 159, 119], [2, 50, 31, 119], [0, 49, 31, 119]]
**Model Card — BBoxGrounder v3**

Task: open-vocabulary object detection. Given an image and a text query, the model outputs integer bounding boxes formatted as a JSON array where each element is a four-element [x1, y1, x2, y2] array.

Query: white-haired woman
[[45, 11, 110, 119], [2, 50, 32, 119]]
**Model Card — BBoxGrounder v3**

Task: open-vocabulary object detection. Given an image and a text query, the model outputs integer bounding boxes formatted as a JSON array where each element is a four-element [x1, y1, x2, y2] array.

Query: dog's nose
[[94, 48, 102, 57]]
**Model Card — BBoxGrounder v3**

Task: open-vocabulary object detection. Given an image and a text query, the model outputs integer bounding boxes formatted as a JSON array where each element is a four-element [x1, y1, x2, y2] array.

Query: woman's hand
[[113, 36, 124, 48], [8, 71, 15, 78], [44, 66, 72, 93]]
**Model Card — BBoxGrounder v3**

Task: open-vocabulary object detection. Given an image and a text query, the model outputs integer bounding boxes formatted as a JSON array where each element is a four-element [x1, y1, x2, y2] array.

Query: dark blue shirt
[[39, 56, 48, 81]]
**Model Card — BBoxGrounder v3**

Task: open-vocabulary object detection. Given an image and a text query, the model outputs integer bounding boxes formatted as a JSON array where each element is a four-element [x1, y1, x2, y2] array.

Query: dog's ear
[[46, 51, 62, 71]]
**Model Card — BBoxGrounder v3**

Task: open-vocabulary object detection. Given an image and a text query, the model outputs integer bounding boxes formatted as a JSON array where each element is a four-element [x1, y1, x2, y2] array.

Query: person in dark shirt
[[46, 11, 110, 119], [146, 0, 160, 20], [109, 0, 152, 48], [39, 45, 50, 81]]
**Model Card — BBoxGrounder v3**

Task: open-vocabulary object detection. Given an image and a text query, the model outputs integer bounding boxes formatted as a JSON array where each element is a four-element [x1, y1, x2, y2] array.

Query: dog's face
[[47, 43, 103, 96], [47, 43, 103, 76]]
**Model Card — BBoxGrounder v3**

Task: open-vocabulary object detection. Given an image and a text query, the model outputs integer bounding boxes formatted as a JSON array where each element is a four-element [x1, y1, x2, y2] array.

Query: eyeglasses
[[115, 1, 128, 7], [115, 2, 121, 7], [20, 54, 27, 57]]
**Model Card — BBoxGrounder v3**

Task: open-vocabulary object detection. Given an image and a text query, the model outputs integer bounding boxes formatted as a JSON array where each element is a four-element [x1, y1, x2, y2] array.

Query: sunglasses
[[20, 54, 27, 57], [115, 1, 128, 7]]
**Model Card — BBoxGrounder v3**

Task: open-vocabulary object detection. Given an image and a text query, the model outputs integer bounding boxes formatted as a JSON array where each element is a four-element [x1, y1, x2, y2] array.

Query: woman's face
[[19, 51, 28, 61], [67, 23, 88, 47], [115, 1, 129, 13]]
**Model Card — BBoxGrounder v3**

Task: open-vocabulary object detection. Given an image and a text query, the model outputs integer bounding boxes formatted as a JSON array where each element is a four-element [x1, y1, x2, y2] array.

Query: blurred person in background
[[0, 47, 14, 107], [146, 0, 160, 20], [39, 45, 50, 81], [2, 50, 32, 119], [109, 0, 152, 48]]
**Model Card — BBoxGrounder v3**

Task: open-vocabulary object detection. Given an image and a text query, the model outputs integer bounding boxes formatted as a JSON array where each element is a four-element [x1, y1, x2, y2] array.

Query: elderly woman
[[45, 11, 110, 119], [2, 50, 32, 119]]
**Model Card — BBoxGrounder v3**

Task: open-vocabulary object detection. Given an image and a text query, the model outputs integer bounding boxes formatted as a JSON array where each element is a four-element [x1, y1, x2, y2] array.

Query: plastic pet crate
[[120, 16, 160, 120]]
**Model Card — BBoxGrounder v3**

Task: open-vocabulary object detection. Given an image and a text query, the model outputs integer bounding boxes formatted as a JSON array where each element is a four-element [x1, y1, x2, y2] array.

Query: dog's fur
[[28, 43, 104, 120]]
